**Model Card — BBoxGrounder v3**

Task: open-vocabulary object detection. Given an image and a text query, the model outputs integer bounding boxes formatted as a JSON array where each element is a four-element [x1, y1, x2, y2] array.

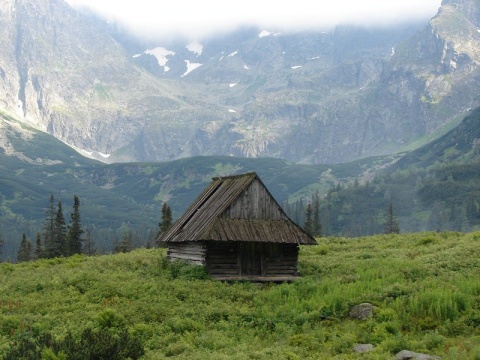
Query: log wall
[[205, 242, 239, 277], [167, 242, 206, 266], [263, 244, 299, 277], [168, 241, 300, 279]]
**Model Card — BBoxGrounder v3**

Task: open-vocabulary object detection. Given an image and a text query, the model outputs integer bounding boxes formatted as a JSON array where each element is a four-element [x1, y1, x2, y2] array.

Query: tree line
[[1, 194, 174, 263], [15, 194, 93, 262], [285, 187, 400, 238]]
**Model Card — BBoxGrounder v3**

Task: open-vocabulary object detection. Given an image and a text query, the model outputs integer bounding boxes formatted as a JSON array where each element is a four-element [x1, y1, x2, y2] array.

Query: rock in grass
[[395, 349, 441, 359], [353, 344, 374, 353], [349, 303, 377, 320]]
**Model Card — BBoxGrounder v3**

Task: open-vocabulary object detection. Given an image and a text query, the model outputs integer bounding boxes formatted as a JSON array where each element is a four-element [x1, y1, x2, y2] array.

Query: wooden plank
[[265, 263, 297, 269], [168, 247, 206, 254], [169, 253, 205, 262], [208, 270, 240, 276], [265, 258, 298, 263], [168, 248, 206, 255], [207, 264, 237, 270]]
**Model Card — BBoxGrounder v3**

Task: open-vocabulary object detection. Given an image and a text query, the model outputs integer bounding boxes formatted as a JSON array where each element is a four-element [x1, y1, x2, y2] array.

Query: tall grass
[[1, 232, 480, 359]]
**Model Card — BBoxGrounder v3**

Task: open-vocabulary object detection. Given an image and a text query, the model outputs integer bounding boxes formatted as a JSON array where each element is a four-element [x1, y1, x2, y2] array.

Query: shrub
[[3, 327, 144, 360], [167, 259, 209, 280]]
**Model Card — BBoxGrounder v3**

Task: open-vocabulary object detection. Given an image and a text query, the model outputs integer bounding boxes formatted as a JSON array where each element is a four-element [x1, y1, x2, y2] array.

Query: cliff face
[[0, 0, 479, 164], [0, 0, 228, 162]]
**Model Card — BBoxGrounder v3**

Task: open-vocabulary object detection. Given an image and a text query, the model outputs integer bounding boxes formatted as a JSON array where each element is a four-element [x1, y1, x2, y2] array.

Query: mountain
[[308, 106, 480, 236], [1, 100, 479, 254], [0, 0, 229, 163], [0, 0, 479, 164], [1, 108, 401, 258]]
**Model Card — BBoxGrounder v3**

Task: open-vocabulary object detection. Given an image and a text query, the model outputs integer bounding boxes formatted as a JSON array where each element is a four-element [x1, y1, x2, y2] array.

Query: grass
[[1, 231, 480, 359]]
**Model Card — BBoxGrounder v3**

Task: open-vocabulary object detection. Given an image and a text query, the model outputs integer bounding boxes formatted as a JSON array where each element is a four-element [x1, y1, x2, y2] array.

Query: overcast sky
[[66, 0, 442, 41]]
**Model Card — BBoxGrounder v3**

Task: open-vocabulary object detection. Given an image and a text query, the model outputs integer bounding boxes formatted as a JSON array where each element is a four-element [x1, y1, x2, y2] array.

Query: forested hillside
[[291, 107, 480, 236]]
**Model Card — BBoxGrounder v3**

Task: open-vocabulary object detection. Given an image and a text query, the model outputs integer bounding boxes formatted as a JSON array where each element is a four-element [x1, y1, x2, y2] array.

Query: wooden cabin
[[157, 172, 317, 281]]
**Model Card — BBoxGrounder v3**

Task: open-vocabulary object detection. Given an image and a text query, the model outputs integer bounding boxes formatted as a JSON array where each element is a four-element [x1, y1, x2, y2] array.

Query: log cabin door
[[239, 243, 263, 276]]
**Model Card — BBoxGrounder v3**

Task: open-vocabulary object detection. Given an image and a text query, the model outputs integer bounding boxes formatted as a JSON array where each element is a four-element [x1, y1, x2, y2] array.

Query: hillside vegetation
[[1, 232, 479, 359], [298, 107, 480, 236]]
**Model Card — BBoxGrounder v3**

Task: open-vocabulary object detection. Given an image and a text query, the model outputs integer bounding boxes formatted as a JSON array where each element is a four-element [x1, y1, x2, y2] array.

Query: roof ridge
[[212, 172, 257, 181]]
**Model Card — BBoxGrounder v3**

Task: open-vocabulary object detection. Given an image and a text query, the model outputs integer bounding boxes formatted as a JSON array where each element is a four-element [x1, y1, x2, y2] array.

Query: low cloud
[[67, 0, 442, 40]]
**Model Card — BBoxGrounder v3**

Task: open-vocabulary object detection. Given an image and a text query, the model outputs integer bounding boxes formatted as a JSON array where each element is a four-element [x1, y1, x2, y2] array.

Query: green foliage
[[17, 234, 32, 263], [66, 195, 83, 256], [0, 233, 479, 358], [166, 259, 209, 280], [3, 327, 144, 360]]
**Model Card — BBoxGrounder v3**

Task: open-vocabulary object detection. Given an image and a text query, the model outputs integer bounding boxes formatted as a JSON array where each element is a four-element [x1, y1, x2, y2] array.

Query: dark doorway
[[239, 243, 263, 275]]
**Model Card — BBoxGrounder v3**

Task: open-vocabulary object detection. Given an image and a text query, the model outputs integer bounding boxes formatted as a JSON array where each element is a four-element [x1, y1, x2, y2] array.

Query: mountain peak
[[441, 0, 480, 23]]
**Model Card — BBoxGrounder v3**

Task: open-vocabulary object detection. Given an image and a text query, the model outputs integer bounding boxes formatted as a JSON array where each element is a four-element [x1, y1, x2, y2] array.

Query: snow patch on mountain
[[16, 99, 24, 117], [228, 109, 236, 113], [143, 47, 176, 72], [186, 41, 203, 56], [229, 83, 237, 88], [244, 65, 250, 70], [181, 60, 202, 77], [291, 65, 302, 69], [228, 51, 238, 57], [259, 30, 271, 38]]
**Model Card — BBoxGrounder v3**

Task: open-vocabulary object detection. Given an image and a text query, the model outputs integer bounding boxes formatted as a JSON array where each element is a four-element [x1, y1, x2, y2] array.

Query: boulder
[[395, 350, 441, 360], [349, 303, 377, 320], [353, 344, 374, 353]]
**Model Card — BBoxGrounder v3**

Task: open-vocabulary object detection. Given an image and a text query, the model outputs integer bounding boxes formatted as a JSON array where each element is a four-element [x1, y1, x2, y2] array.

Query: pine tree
[[67, 195, 84, 256], [304, 203, 313, 235], [43, 194, 56, 258], [17, 233, 32, 262], [156, 203, 173, 245], [53, 201, 67, 257], [160, 203, 172, 233], [34, 232, 44, 259], [384, 202, 400, 234], [312, 192, 322, 237], [0, 234, 3, 262], [83, 228, 96, 256], [115, 230, 133, 253]]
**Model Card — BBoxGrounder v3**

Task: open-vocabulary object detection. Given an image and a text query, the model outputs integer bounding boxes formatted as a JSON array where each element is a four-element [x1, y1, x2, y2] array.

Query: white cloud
[[66, 0, 442, 40]]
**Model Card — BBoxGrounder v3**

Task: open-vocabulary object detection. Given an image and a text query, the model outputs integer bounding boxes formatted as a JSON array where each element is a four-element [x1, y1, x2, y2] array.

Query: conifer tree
[[304, 203, 313, 235], [0, 234, 3, 262], [83, 228, 96, 256], [156, 203, 173, 245], [43, 194, 56, 258], [115, 230, 133, 253], [384, 202, 400, 234], [67, 195, 84, 255], [53, 201, 67, 257], [160, 203, 172, 233], [312, 191, 322, 237], [17, 233, 32, 262], [34, 232, 44, 259]]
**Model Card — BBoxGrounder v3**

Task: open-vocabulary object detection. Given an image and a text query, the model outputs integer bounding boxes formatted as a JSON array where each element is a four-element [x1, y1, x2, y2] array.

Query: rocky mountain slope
[[0, 0, 479, 164]]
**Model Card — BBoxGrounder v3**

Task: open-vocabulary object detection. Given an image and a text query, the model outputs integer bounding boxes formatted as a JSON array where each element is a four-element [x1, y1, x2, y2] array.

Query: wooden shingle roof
[[157, 172, 316, 245]]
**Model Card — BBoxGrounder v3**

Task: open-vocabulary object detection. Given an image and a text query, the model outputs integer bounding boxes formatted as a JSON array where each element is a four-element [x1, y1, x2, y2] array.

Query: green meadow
[[1, 232, 480, 359]]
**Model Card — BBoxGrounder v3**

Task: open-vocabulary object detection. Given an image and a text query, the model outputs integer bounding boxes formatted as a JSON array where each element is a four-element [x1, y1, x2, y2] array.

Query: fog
[[66, 0, 442, 40]]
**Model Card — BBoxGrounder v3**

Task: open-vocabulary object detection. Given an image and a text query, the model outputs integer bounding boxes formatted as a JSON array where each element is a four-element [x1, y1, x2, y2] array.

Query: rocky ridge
[[0, 0, 479, 164]]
